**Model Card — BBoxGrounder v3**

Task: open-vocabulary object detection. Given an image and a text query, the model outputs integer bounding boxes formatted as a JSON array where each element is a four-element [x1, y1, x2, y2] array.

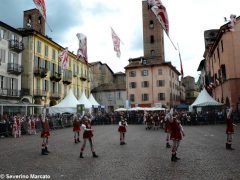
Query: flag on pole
[[147, 0, 169, 34], [58, 48, 69, 70], [179, 52, 184, 77], [76, 33, 88, 62], [33, 0, 46, 20], [229, 14, 237, 31], [111, 27, 121, 58], [177, 44, 183, 77]]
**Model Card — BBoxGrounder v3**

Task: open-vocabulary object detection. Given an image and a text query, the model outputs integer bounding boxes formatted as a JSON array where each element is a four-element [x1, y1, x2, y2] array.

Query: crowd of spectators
[[0, 109, 239, 138]]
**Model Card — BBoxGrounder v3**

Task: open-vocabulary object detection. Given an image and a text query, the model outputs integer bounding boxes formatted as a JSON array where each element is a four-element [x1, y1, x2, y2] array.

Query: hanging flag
[[111, 27, 121, 58], [58, 48, 69, 70], [228, 14, 237, 31], [76, 33, 88, 62], [147, 0, 169, 34], [33, 0, 46, 20]]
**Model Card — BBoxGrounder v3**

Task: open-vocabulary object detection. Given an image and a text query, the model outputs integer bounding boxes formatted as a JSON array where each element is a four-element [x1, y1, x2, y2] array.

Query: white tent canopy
[[78, 91, 93, 109], [88, 93, 100, 106], [189, 88, 224, 111], [48, 89, 79, 114]]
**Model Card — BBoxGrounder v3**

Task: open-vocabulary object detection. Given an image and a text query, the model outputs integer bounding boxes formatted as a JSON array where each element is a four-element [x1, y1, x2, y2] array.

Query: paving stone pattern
[[0, 124, 240, 180]]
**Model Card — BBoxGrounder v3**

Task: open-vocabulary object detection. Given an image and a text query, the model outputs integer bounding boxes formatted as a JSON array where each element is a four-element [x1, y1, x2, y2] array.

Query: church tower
[[23, 8, 45, 35], [142, 1, 165, 62]]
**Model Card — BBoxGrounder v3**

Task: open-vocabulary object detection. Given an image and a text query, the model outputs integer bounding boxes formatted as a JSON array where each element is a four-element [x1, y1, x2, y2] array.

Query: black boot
[[171, 154, 177, 162], [45, 147, 50, 153], [166, 142, 171, 148], [92, 152, 98, 158], [41, 148, 48, 155], [79, 152, 84, 158], [226, 143, 229, 149], [175, 153, 180, 160], [229, 144, 235, 150], [77, 138, 80, 142], [75, 139, 77, 144]]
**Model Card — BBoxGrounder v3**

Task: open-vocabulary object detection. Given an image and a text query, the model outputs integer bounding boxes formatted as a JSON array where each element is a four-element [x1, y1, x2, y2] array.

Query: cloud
[[45, 0, 84, 42], [0, 0, 32, 28], [129, 27, 143, 52]]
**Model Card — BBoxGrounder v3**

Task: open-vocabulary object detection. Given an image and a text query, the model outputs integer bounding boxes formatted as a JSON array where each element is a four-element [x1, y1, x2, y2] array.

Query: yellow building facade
[[19, 9, 91, 108], [21, 30, 90, 107]]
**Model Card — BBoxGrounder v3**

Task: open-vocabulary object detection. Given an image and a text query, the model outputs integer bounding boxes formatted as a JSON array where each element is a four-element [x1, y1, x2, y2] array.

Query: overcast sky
[[0, 0, 239, 80]]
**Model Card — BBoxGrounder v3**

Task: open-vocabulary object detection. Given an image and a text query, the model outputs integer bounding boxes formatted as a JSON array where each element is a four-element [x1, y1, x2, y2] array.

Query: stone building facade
[[124, 1, 183, 108], [90, 62, 126, 112], [0, 21, 24, 104], [20, 9, 90, 107], [182, 76, 198, 104], [203, 17, 240, 111]]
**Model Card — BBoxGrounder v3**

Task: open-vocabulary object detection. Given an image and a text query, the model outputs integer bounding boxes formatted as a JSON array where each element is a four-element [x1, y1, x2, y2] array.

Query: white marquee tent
[[88, 94, 100, 107], [189, 88, 224, 111], [48, 89, 79, 114], [78, 91, 93, 109]]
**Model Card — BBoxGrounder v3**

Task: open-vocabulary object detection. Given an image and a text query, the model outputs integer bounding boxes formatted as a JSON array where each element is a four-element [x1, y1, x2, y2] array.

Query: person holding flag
[[79, 115, 98, 158], [118, 115, 128, 145], [169, 109, 185, 162], [40, 109, 50, 155]]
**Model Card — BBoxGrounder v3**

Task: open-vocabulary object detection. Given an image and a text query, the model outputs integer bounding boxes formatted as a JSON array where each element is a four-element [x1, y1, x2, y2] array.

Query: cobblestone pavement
[[0, 124, 240, 180]]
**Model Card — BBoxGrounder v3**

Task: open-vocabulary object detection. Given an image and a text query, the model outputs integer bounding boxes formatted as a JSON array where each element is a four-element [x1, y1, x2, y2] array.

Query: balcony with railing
[[7, 63, 24, 75], [62, 70, 72, 85], [80, 73, 87, 81], [33, 89, 47, 98], [20, 88, 30, 96], [49, 92, 61, 100], [8, 39, 24, 53], [50, 72, 62, 82], [0, 88, 21, 97], [34, 67, 48, 78], [62, 76, 72, 85]]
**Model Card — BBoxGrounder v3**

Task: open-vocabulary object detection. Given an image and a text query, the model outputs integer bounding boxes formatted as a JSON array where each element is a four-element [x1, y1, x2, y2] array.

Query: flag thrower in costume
[[76, 33, 88, 62], [58, 48, 69, 70], [111, 27, 121, 58]]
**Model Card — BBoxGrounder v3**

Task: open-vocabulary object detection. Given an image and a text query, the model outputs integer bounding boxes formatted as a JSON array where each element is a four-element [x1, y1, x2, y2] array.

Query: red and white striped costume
[[41, 117, 50, 155], [12, 116, 22, 138], [226, 108, 236, 150], [118, 117, 128, 145], [170, 115, 184, 162], [28, 116, 36, 135], [73, 116, 81, 143], [79, 115, 98, 158]]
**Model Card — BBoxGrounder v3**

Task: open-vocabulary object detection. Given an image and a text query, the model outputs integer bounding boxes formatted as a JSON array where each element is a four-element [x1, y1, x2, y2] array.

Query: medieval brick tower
[[142, 1, 165, 62], [23, 9, 45, 35]]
